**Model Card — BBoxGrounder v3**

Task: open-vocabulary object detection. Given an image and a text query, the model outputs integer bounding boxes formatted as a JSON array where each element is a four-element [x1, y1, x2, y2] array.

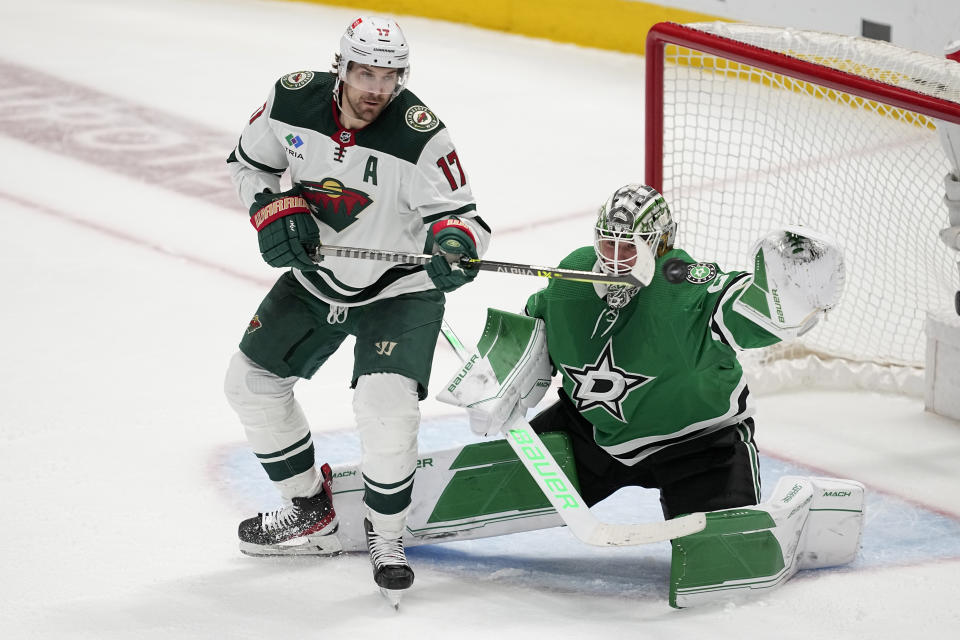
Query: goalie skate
[[238, 463, 341, 556], [364, 518, 414, 608]]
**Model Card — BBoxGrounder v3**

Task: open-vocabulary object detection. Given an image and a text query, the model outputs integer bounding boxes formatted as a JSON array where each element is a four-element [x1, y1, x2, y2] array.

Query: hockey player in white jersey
[[222, 15, 491, 605]]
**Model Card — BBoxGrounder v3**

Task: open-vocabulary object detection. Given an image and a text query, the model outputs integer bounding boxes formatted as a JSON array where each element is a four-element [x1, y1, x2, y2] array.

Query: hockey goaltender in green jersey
[[430, 184, 865, 608], [308, 184, 864, 608], [524, 243, 774, 467]]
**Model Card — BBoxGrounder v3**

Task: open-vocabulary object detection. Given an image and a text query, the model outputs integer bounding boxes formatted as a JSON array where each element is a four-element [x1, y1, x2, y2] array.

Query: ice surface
[[1, 1, 958, 638]]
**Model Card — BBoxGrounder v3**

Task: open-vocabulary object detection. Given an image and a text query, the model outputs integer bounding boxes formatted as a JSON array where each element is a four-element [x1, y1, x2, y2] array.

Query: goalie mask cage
[[645, 22, 960, 394]]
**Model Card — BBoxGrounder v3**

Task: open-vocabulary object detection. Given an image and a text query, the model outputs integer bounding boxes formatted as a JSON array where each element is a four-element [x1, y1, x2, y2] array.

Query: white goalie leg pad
[[223, 351, 320, 499], [796, 476, 866, 569], [437, 309, 552, 436], [325, 433, 575, 552], [354, 373, 420, 538], [733, 226, 845, 339], [670, 475, 864, 608]]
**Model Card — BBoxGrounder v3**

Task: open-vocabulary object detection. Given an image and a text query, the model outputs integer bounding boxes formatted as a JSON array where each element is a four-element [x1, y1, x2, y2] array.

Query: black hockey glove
[[249, 187, 321, 271], [424, 218, 479, 292]]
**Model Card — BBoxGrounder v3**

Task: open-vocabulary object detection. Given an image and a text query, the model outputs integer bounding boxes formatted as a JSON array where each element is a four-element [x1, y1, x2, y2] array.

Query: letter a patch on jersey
[[561, 339, 653, 422]]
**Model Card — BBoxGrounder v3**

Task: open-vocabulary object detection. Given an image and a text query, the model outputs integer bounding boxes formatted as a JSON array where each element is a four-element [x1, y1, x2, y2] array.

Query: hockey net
[[645, 22, 960, 395]]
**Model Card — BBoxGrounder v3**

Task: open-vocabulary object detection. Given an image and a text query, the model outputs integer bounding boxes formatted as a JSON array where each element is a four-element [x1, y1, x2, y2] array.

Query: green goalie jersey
[[227, 71, 490, 306], [525, 246, 780, 465]]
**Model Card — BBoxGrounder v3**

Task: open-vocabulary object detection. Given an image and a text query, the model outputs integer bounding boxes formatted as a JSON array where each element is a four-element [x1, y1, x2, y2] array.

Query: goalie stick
[[309, 244, 654, 288], [440, 320, 707, 546]]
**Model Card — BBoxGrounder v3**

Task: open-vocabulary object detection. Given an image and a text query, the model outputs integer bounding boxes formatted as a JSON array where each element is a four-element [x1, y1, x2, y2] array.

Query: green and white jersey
[[228, 71, 490, 306], [525, 246, 780, 465]]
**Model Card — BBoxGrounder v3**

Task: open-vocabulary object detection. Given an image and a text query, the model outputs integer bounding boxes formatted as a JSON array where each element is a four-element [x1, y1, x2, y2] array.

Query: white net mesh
[[656, 22, 960, 393]]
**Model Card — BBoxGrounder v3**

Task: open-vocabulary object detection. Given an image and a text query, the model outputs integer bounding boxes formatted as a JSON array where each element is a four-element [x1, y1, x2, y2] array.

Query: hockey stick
[[440, 320, 706, 546], [311, 245, 654, 288]]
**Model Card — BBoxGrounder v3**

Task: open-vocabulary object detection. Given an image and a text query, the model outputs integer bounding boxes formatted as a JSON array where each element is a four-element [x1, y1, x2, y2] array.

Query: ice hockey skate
[[238, 463, 341, 556], [364, 518, 414, 608]]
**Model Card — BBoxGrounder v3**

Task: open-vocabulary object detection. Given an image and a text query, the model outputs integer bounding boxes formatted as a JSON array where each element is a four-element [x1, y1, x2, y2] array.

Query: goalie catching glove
[[733, 226, 845, 339], [437, 309, 552, 436], [425, 218, 480, 292], [249, 186, 321, 271]]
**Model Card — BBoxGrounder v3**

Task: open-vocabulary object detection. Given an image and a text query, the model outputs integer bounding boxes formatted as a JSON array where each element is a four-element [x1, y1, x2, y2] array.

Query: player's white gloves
[[437, 311, 552, 437], [733, 226, 845, 338]]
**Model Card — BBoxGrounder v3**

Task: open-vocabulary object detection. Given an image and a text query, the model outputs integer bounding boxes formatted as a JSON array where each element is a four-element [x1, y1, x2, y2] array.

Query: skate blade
[[239, 532, 343, 557], [379, 587, 404, 610]]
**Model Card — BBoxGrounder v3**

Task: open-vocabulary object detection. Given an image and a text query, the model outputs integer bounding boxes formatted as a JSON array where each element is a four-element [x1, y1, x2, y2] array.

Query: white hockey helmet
[[334, 16, 410, 104], [594, 184, 676, 275]]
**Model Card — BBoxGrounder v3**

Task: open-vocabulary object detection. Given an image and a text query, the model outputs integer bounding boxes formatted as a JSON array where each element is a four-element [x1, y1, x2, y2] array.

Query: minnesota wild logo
[[281, 71, 314, 90], [300, 178, 373, 232], [405, 105, 439, 132]]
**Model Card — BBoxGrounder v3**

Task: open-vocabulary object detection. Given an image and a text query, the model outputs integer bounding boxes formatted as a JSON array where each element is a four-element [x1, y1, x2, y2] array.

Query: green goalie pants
[[529, 388, 761, 519]]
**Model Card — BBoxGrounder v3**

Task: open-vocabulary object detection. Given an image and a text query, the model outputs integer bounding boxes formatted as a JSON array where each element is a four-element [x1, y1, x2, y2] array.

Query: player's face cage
[[595, 214, 642, 275]]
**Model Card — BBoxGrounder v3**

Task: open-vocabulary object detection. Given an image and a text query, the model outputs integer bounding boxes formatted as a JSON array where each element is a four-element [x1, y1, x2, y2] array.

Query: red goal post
[[644, 22, 960, 393]]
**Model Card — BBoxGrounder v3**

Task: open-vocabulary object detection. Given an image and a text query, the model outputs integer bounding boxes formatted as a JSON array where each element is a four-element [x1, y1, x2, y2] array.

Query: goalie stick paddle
[[310, 245, 654, 288], [439, 320, 706, 546]]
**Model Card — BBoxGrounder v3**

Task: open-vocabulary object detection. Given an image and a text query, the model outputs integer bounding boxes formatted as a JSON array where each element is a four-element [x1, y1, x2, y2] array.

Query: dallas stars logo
[[561, 339, 653, 422]]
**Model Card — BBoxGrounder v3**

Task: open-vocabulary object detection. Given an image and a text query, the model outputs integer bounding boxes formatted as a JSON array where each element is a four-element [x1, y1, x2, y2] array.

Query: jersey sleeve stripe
[[472, 214, 491, 233], [605, 383, 751, 464], [235, 139, 284, 175], [421, 203, 478, 224], [709, 273, 751, 350]]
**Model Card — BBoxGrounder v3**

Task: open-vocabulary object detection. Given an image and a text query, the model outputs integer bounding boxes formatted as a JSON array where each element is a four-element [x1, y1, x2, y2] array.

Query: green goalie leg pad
[[428, 433, 581, 523], [669, 509, 790, 608], [669, 476, 815, 608], [668, 476, 864, 608], [328, 431, 579, 552]]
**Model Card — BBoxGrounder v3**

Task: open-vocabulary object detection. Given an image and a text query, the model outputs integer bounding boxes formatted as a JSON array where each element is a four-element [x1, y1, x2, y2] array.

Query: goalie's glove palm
[[249, 187, 321, 271], [425, 218, 479, 292]]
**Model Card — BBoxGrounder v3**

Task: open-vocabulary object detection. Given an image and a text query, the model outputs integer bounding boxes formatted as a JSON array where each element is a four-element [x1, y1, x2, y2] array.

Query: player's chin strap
[[439, 319, 707, 546]]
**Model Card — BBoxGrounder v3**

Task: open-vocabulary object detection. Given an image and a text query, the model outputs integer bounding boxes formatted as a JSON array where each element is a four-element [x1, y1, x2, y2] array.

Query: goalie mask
[[594, 184, 676, 276], [334, 16, 410, 107]]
